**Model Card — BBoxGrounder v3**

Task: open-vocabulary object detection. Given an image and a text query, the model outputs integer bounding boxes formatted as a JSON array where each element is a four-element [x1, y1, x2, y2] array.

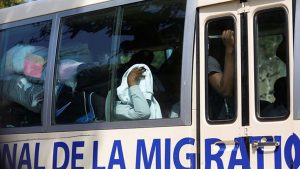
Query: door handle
[[252, 140, 280, 149]]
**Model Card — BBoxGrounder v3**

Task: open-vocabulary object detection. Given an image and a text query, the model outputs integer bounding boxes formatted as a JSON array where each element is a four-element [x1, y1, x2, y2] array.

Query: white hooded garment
[[112, 64, 162, 120]]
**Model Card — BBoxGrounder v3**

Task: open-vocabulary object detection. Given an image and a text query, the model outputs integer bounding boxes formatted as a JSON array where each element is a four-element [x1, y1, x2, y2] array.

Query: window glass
[[0, 21, 51, 128], [206, 17, 236, 122], [255, 9, 289, 118], [54, 8, 115, 124], [108, 0, 186, 121], [54, 0, 186, 124]]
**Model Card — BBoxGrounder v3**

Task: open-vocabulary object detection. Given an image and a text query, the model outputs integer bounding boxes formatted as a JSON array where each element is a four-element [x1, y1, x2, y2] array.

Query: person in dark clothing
[[261, 77, 288, 117], [208, 30, 235, 120]]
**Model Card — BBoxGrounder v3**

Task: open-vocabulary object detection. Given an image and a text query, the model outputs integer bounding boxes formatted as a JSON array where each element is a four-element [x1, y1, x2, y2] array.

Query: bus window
[[54, 8, 115, 124], [0, 20, 51, 128], [255, 8, 289, 119], [108, 0, 186, 121], [206, 17, 236, 122], [54, 0, 186, 124]]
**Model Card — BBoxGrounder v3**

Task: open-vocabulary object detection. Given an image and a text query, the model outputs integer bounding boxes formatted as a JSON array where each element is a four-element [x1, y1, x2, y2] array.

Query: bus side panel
[[0, 125, 197, 169]]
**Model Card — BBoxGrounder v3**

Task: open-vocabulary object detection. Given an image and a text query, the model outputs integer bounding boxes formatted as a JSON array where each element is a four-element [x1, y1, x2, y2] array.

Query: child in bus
[[208, 30, 235, 120]]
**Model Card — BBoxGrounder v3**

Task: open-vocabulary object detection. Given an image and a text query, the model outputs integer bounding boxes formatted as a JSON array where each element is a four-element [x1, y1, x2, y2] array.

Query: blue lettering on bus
[[2, 134, 300, 168], [228, 137, 249, 169], [274, 136, 282, 169], [18, 143, 32, 169], [136, 139, 161, 169], [205, 138, 225, 169], [248, 136, 283, 169], [284, 133, 300, 169], [173, 137, 195, 169], [165, 138, 171, 169], [2, 143, 17, 169], [205, 134, 300, 169], [205, 137, 250, 169], [250, 136, 266, 169], [34, 143, 45, 169], [53, 142, 69, 169], [93, 141, 105, 169], [108, 140, 125, 169], [72, 141, 84, 169]]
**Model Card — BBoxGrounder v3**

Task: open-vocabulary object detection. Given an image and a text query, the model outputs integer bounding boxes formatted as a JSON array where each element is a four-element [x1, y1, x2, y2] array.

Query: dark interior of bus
[[255, 8, 289, 118]]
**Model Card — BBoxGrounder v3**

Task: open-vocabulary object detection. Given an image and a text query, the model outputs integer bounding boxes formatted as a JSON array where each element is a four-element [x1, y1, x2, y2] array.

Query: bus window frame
[[0, 0, 195, 134], [254, 7, 290, 121], [0, 14, 56, 134], [205, 15, 238, 124], [294, 0, 300, 120]]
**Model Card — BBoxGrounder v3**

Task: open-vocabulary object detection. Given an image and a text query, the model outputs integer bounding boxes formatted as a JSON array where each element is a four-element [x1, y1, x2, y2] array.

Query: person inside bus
[[117, 49, 166, 113], [260, 36, 288, 117], [124, 50, 158, 72], [260, 77, 288, 117], [105, 64, 162, 120], [118, 50, 164, 93], [276, 36, 287, 64], [208, 30, 235, 120], [157, 48, 182, 118]]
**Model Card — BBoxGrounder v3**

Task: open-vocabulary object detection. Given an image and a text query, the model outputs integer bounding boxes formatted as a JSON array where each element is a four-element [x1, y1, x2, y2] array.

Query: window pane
[[255, 9, 289, 118], [54, 8, 115, 124], [54, 0, 186, 124], [206, 18, 236, 122], [108, 0, 186, 121], [0, 21, 51, 128]]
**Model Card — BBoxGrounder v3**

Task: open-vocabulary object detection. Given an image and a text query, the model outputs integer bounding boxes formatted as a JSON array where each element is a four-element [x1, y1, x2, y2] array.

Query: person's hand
[[127, 67, 145, 86], [222, 30, 234, 51]]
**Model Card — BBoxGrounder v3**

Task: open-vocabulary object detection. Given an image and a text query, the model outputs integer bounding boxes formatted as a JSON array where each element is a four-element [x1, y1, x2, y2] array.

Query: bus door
[[198, 1, 244, 168], [295, 0, 300, 135], [199, 0, 294, 168], [246, 0, 294, 168]]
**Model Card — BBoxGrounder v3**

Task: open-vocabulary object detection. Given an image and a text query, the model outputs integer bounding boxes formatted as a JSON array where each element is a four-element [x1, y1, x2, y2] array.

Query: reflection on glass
[[109, 0, 186, 121], [54, 0, 186, 124], [0, 21, 51, 128], [256, 9, 289, 118], [54, 8, 115, 124]]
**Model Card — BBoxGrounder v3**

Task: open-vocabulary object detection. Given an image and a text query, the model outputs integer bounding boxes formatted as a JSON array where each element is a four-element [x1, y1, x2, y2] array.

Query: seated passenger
[[157, 48, 182, 118], [125, 50, 156, 71], [260, 36, 288, 117], [260, 100, 271, 111], [261, 77, 288, 117], [106, 64, 162, 120], [119, 50, 165, 115], [118, 50, 159, 83]]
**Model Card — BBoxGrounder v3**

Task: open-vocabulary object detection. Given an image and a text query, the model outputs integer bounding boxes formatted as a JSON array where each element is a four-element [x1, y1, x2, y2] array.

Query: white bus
[[0, 0, 298, 168]]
